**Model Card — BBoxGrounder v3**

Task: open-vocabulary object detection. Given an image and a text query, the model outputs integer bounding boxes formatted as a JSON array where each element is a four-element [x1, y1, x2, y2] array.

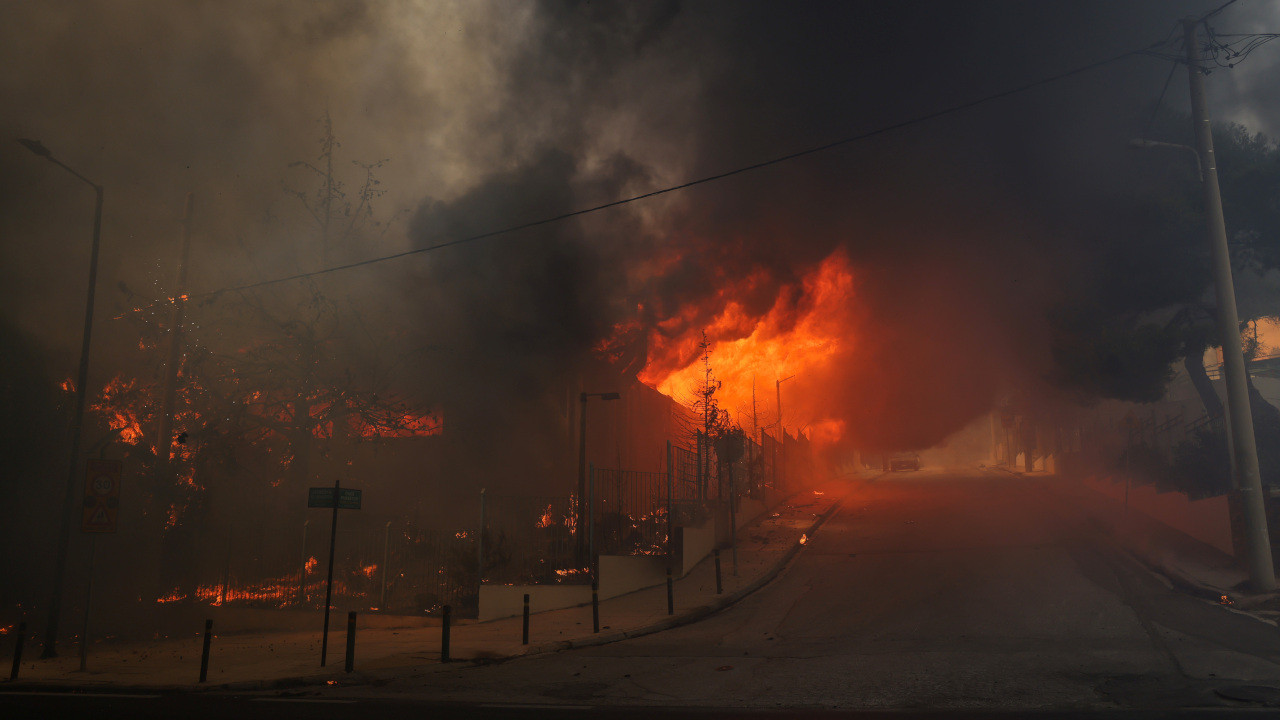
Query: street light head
[[1128, 138, 1160, 149], [601, 392, 621, 401], [18, 138, 52, 158]]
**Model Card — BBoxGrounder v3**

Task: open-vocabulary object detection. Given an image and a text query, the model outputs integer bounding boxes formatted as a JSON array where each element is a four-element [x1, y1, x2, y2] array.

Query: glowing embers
[[90, 375, 146, 445]]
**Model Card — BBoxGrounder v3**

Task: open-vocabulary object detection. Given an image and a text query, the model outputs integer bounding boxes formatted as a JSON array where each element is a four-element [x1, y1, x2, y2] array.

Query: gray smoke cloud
[[4, 0, 1277, 457]]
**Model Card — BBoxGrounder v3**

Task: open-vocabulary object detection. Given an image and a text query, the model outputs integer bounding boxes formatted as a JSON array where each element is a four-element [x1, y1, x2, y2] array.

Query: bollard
[[440, 605, 452, 663], [714, 549, 723, 595], [522, 594, 530, 645], [344, 611, 356, 673], [198, 619, 213, 683], [666, 566, 674, 615], [9, 621, 26, 681], [591, 580, 600, 633]]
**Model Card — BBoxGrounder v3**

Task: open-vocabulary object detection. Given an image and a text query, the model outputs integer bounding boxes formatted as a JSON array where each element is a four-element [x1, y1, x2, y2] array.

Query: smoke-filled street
[[7, 1, 1280, 715], [313, 470, 1280, 710]]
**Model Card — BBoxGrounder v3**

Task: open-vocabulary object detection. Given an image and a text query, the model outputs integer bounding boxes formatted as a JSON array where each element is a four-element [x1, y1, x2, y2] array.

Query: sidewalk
[[1052, 472, 1280, 619], [4, 477, 858, 691]]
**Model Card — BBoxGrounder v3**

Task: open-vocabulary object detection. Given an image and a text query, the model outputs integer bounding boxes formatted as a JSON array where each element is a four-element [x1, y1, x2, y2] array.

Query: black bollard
[[9, 621, 26, 681], [441, 605, 451, 663], [714, 549, 723, 595], [591, 580, 600, 633], [666, 566, 674, 615], [344, 611, 356, 673], [522, 593, 530, 645], [198, 619, 213, 683]]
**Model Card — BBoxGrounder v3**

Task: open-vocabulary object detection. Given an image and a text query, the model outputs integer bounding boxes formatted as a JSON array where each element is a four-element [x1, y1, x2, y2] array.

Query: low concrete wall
[[1083, 475, 1233, 555], [598, 554, 668, 600], [677, 522, 716, 577], [478, 584, 592, 622], [717, 498, 768, 545]]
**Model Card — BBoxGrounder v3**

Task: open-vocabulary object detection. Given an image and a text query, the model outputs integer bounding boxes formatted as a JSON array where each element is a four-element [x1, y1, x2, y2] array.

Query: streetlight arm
[[19, 137, 106, 657], [1129, 138, 1203, 182], [17, 139, 101, 191]]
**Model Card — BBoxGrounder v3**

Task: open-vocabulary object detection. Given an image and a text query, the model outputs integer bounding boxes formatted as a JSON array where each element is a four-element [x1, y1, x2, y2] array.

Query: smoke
[[4, 0, 1277, 464]]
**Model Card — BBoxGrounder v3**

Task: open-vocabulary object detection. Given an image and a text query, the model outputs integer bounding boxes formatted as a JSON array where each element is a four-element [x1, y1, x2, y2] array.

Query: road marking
[[479, 703, 593, 710], [0, 692, 162, 699], [253, 698, 358, 703]]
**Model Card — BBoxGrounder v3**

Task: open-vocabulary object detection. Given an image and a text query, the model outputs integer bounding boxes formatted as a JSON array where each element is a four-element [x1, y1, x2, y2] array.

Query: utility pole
[[752, 377, 759, 496], [776, 376, 794, 492], [1184, 17, 1275, 591], [155, 193, 194, 488]]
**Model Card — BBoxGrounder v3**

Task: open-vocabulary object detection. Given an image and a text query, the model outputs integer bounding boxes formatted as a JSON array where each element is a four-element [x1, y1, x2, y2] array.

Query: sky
[[4, 0, 1280, 455]]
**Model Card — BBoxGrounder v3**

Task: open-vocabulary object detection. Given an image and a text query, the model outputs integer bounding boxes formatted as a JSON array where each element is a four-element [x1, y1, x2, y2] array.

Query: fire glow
[[635, 250, 858, 446]]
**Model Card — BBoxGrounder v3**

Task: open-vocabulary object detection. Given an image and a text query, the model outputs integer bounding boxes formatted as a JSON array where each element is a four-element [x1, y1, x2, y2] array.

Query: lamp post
[[577, 391, 620, 562], [775, 375, 795, 491], [18, 139, 106, 657]]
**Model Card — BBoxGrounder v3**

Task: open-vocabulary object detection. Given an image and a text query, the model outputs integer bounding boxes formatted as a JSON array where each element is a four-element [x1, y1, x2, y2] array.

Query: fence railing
[[173, 517, 477, 615], [479, 493, 587, 585], [591, 468, 671, 557]]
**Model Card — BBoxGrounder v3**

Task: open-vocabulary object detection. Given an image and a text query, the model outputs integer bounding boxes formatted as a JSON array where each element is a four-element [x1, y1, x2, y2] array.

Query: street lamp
[[18, 138, 105, 657], [577, 391, 620, 562], [775, 375, 795, 491]]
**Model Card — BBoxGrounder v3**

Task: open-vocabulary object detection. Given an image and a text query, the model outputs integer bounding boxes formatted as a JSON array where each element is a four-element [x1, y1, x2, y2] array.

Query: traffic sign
[[82, 458, 122, 533], [308, 487, 362, 509]]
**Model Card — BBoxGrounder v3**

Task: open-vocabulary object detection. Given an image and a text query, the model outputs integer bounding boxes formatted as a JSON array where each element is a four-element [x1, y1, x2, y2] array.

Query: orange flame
[[536, 505, 555, 529], [91, 375, 145, 445], [634, 250, 858, 447]]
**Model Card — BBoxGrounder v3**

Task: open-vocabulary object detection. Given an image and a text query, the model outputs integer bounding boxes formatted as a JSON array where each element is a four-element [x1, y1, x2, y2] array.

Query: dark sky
[[3, 0, 1279, 451]]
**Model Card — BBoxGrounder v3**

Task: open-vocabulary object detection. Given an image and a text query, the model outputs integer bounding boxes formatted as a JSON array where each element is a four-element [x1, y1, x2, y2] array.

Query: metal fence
[[479, 493, 587, 585], [174, 516, 477, 615], [591, 468, 670, 557]]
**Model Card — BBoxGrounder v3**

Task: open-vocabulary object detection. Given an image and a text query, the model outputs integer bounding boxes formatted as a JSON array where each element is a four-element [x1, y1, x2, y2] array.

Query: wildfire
[[90, 375, 146, 445], [632, 250, 858, 446], [536, 504, 555, 529], [799, 533, 809, 545], [305, 556, 318, 574], [361, 564, 378, 579]]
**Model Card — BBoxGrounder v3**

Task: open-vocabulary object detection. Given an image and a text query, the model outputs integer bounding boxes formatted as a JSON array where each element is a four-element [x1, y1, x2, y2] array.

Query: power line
[[1142, 60, 1181, 139], [176, 39, 1172, 304], [1199, 0, 1241, 23]]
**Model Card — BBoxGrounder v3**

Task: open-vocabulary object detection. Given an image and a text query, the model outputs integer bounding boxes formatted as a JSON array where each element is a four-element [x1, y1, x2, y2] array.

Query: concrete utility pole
[[155, 193, 194, 487], [1183, 18, 1276, 591]]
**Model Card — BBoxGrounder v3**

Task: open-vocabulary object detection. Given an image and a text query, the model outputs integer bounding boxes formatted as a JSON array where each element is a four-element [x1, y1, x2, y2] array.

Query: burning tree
[[690, 330, 736, 497], [90, 122, 438, 603]]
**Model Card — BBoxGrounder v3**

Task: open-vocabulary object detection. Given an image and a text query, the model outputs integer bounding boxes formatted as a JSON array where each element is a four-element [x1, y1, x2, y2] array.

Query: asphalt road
[[7, 469, 1280, 718]]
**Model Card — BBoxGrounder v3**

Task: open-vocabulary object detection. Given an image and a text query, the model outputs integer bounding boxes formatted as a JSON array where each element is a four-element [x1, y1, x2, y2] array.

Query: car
[[890, 453, 921, 471]]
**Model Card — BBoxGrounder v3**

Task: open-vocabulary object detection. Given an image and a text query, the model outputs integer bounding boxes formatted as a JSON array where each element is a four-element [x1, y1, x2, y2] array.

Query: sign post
[[308, 481, 362, 667], [80, 458, 121, 671]]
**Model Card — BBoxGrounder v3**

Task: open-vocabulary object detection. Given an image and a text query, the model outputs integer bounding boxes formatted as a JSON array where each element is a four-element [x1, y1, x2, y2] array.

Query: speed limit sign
[[82, 458, 122, 533]]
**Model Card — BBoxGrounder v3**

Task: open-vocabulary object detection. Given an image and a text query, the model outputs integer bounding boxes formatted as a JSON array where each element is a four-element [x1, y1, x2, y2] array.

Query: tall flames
[[633, 250, 859, 447]]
